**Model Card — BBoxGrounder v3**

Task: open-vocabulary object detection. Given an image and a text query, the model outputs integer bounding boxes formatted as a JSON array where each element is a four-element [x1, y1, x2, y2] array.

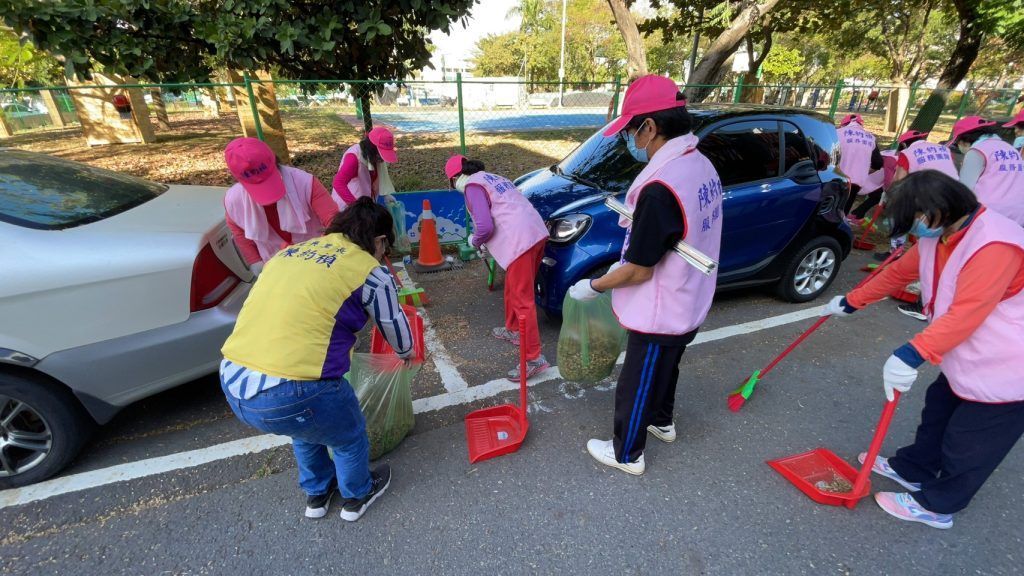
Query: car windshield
[[0, 150, 168, 230], [555, 114, 716, 193]]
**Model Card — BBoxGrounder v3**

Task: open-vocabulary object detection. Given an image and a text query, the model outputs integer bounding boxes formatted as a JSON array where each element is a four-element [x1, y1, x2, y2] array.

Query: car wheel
[[0, 372, 94, 489], [775, 236, 842, 303]]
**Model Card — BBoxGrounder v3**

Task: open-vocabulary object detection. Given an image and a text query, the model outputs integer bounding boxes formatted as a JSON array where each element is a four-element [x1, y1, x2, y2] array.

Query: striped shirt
[[222, 266, 413, 399]]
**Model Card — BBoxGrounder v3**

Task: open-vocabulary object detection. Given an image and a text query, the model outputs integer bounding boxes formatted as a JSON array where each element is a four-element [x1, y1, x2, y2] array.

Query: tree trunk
[[606, 0, 648, 78], [150, 89, 171, 130], [908, 0, 984, 132], [684, 0, 781, 102]]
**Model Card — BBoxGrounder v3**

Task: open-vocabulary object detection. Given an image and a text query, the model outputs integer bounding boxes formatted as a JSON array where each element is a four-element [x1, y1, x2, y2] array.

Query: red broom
[[727, 246, 906, 412]]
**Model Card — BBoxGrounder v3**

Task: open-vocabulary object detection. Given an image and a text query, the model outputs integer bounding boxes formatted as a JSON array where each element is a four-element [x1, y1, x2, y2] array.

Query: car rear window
[[0, 149, 167, 230]]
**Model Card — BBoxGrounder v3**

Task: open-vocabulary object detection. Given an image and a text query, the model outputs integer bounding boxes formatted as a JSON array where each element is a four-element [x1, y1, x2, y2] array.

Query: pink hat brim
[[1003, 119, 1024, 128], [602, 114, 634, 137], [378, 147, 397, 163], [242, 167, 286, 206]]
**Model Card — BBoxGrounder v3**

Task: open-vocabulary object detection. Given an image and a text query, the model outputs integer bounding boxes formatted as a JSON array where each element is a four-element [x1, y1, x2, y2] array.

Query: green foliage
[[0, 30, 63, 87], [474, 0, 628, 82], [0, 0, 476, 82], [760, 46, 803, 81]]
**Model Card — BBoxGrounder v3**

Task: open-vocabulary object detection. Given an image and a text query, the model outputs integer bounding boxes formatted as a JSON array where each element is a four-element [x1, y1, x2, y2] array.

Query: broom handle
[[759, 245, 905, 379], [854, 202, 886, 246], [384, 256, 404, 289], [846, 391, 901, 509], [518, 314, 528, 421]]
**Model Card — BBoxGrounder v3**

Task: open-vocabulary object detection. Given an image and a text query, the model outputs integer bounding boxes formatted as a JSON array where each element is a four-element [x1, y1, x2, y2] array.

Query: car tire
[[0, 372, 94, 489], [775, 236, 843, 303]]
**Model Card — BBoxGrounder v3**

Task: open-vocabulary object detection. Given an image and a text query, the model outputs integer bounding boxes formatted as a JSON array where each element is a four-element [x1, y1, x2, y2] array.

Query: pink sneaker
[[858, 452, 921, 491], [874, 492, 953, 529], [492, 327, 520, 346]]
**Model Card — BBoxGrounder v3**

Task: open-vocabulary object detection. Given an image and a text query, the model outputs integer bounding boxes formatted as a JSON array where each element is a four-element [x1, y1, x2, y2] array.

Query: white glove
[[249, 262, 264, 277], [822, 295, 853, 318], [568, 279, 602, 301], [477, 243, 489, 259], [883, 354, 917, 402], [607, 260, 624, 275]]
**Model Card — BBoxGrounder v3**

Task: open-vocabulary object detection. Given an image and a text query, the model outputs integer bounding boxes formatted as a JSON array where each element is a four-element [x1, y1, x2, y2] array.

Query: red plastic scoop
[[768, 392, 901, 508], [465, 315, 530, 463]]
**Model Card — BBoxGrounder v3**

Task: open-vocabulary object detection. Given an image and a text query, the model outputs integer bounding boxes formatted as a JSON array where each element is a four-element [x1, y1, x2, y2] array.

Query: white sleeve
[[361, 266, 414, 358]]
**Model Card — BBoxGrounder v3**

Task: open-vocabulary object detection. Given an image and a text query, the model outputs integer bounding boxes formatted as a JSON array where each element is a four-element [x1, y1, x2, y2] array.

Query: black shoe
[[341, 465, 391, 522], [873, 251, 892, 262], [305, 481, 338, 519], [898, 302, 927, 321]]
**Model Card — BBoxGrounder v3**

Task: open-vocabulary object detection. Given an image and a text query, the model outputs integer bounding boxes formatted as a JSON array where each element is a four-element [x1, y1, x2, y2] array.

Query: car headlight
[[547, 214, 592, 244]]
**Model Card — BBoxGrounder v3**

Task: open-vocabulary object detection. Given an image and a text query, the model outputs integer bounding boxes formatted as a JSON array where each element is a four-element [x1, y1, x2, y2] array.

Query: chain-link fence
[[3, 77, 1021, 190]]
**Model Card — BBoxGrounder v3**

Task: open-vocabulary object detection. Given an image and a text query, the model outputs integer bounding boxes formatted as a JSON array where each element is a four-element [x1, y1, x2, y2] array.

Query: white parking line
[[0, 305, 823, 510], [393, 263, 469, 393]]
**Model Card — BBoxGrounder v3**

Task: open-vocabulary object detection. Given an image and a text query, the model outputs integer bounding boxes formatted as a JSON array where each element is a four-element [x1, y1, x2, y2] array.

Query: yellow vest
[[221, 233, 380, 381]]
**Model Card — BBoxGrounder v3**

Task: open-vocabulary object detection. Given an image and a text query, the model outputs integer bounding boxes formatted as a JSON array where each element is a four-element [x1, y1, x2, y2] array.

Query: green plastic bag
[[349, 352, 418, 460], [387, 198, 412, 256], [557, 291, 626, 383]]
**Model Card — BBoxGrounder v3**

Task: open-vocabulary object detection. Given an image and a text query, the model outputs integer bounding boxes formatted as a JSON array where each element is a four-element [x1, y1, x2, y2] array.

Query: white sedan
[[0, 149, 254, 488]]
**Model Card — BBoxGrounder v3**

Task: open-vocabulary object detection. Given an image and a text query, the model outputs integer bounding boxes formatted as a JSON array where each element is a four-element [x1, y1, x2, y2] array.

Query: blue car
[[517, 106, 854, 315]]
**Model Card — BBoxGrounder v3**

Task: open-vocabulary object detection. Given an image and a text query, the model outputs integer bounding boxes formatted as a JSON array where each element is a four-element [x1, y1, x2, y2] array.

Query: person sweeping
[[836, 113, 885, 223], [223, 137, 339, 272], [332, 126, 399, 208], [823, 170, 1024, 529], [220, 198, 414, 522], [949, 116, 1024, 226], [569, 75, 723, 475], [444, 155, 550, 381]]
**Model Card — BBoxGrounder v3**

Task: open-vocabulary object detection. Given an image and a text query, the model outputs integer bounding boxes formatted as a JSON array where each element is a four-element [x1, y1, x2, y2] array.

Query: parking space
[[2, 250, 1022, 575]]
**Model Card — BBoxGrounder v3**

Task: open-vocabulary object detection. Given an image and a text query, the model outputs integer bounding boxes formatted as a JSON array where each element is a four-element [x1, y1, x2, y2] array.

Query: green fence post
[[242, 73, 265, 141], [1007, 89, 1021, 117], [456, 72, 467, 155], [733, 76, 743, 104], [611, 75, 622, 117], [827, 79, 845, 120], [954, 82, 973, 122]]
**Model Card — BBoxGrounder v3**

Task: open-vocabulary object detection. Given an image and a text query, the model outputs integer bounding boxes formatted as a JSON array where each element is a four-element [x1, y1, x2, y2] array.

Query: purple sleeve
[[465, 184, 494, 247]]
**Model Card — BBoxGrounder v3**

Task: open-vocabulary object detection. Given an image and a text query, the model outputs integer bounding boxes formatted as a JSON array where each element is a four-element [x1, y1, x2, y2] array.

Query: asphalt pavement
[[2, 251, 1021, 575]]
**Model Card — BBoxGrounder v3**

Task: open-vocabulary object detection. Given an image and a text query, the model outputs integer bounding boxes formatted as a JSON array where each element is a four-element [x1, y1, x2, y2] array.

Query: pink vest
[[903, 140, 958, 179], [919, 210, 1024, 402], [465, 172, 548, 269], [224, 166, 322, 262], [972, 138, 1024, 226], [332, 144, 376, 208], [612, 134, 723, 335], [837, 122, 883, 193]]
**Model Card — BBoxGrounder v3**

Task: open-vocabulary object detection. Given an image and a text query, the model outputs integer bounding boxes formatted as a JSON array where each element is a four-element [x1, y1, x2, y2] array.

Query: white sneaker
[[586, 439, 645, 475], [647, 423, 676, 443], [858, 452, 922, 492]]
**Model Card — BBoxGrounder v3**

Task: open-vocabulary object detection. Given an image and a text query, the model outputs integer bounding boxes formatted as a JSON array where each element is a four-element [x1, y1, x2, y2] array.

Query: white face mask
[[454, 174, 470, 193]]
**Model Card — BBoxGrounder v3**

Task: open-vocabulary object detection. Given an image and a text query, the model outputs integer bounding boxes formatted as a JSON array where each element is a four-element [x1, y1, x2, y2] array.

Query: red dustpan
[[768, 391, 901, 508], [465, 315, 530, 463]]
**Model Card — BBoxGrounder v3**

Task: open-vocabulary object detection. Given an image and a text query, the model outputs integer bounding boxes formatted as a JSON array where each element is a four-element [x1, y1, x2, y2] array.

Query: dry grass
[[3, 108, 588, 191]]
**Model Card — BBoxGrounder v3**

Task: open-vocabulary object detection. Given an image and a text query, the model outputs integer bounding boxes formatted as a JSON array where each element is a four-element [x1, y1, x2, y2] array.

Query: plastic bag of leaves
[[557, 291, 626, 383], [388, 198, 412, 255], [349, 352, 418, 461]]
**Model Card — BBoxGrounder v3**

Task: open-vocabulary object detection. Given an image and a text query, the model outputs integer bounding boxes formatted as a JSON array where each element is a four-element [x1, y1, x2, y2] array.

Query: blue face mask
[[910, 217, 943, 238], [625, 122, 651, 163], [1014, 135, 1024, 150]]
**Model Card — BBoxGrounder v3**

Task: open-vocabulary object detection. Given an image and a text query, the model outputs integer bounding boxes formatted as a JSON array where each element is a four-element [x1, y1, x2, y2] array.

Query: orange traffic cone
[[413, 199, 451, 273]]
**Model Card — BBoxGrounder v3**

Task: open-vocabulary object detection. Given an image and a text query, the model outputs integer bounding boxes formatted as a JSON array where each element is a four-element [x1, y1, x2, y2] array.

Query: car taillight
[[190, 243, 241, 312]]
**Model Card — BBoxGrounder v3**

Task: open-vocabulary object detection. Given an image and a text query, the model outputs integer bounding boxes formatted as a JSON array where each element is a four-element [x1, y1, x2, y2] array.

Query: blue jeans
[[221, 377, 372, 499]]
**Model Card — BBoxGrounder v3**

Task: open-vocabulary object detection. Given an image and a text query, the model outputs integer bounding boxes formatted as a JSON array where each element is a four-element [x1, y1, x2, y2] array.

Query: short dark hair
[[359, 137, 383, 166], [956, 126, 998, 145], [325, 197, 394, 255], [625, 92, 692, 140], [884, 170, 979, 237]]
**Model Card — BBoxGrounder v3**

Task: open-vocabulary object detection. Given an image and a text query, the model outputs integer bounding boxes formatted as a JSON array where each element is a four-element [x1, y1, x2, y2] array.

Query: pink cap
[[898, 130, 928, 145], [444, 155, 466, 179], [368, 126, 397, 163], [947, 115, 998, 146], [1003, 109, 1024, 128], [602, 75, 687, 137], [224, 137, 284, 206], [838, 114, 863, 127]]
